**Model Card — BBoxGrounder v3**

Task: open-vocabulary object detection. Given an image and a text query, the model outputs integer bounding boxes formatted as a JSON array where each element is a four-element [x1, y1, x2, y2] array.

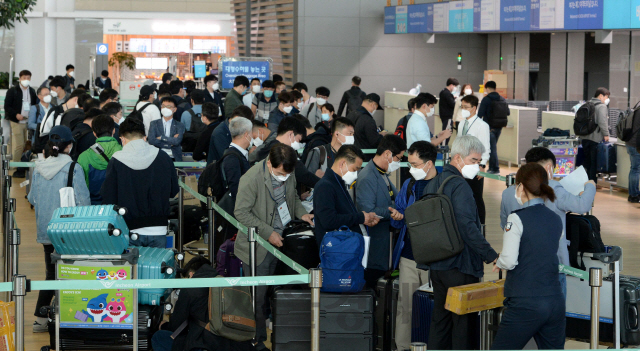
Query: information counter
[[541, 111, 575, 132], [495, 106, 539, 167], [617, 142, 630, 189]]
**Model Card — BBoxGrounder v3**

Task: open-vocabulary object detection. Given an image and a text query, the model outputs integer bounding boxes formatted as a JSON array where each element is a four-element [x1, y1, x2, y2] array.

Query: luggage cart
[[53, 248, 141, 351], [532, 136, 580, 178]]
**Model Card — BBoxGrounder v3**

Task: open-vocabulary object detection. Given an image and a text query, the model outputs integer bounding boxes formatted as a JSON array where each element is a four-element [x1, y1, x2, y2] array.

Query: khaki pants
[[10, 121, 27, 164], [395, 257, 430, 350]]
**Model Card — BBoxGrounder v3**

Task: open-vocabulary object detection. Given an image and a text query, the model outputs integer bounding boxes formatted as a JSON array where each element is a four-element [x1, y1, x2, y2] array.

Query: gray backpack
[[404, 175, 465, 265]]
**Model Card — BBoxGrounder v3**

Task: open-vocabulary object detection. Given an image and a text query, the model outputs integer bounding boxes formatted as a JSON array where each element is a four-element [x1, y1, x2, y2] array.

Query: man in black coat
[[438, 77, 458, 145], [350, 93, 385, 158], [4, 70, 38, 178]]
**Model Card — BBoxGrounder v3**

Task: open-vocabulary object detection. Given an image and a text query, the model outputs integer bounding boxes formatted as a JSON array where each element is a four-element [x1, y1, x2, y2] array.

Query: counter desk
[[541, 111, 575, 133]]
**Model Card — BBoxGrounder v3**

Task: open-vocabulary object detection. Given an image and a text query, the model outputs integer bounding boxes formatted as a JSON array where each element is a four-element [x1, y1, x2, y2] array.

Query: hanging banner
[[408, 4, 430, 33]]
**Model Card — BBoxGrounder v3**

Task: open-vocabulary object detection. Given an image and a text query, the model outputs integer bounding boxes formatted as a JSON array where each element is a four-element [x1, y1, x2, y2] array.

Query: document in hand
[[559, 166, 589, 196]]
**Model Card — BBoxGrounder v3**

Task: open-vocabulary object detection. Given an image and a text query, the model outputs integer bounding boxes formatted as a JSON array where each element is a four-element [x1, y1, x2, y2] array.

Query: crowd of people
[[3, 68, 617, 351]]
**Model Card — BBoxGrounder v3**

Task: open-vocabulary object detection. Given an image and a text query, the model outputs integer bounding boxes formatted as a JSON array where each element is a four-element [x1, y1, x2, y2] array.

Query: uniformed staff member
[[491, 163, 565, 350]]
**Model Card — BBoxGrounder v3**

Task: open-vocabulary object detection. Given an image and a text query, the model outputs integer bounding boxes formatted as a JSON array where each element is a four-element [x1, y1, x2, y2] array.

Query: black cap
[[140, 85, 156, 98], [365, 93, 384, 110]]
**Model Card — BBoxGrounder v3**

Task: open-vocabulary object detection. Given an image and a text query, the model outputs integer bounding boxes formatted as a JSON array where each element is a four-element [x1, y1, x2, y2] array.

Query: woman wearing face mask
[[453, 83, 474, 130], [28, 125, 90, 333], [491, 162, 565, 350]]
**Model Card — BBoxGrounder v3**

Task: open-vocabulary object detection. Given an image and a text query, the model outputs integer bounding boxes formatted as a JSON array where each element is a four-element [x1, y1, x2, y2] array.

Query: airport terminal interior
[[1, 0, 640, 350]]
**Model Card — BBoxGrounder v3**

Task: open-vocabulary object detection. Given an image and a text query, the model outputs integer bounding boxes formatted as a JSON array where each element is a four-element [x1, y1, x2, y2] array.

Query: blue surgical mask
[[264, 90, 274, 98], [322, 113, 330, 121]]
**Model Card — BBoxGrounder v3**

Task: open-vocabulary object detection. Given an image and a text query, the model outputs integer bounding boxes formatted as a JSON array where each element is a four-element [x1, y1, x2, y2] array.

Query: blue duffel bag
[[319, 226, 365, 293]]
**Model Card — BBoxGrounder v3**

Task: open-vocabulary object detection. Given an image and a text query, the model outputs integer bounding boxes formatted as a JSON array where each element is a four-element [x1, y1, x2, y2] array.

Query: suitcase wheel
[[40, 347, 51, 351]]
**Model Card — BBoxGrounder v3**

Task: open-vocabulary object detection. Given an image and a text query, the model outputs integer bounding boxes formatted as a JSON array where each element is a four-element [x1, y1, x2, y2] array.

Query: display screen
[[128, 38, 152, 53], [152, 39, 190, 53], [151, 58, 168, 70], [192, 39, 227, 54], [135, 57, 152, 70], [220, 60, 271, 90]]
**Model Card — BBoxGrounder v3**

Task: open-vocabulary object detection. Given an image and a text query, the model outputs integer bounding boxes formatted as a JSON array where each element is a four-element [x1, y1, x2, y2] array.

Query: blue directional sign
[[96, 43, 109, 56]]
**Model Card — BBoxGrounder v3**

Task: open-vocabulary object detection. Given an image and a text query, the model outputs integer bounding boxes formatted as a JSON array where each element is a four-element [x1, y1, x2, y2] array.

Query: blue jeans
[[627, 146, 640, 197], [489, 128, 502, 172], [129, 235, 166, 248]]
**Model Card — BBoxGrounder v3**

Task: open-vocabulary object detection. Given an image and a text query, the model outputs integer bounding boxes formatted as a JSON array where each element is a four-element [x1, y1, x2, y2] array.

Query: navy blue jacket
[[390, 177, 432, 264], [221, 146, 251, 198], [267, 108, 288, 134], [203, 89, 224, 113], [313, 168, 365, 245], [418, 165, 498, 277], [478, 92, 510, 122], [171, 95, 187, 122], [207, 121, 232, 164]]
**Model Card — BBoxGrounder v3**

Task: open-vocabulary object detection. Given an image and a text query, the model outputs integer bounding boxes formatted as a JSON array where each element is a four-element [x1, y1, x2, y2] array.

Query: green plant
[[0, 72, 18, 89], [108, 52, 136, 83], [0, 0, 38, 29]]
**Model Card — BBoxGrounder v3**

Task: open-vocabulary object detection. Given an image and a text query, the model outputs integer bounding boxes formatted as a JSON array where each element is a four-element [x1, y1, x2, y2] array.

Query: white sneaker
[[32, 321, 48, 333]]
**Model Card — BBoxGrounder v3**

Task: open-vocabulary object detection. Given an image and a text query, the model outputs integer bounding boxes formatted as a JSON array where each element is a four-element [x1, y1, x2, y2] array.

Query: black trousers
[[466, 176, 486, 224], [35, 244, 55, 317], [581, 139, 599, 184], [429, 269, 480, 350]]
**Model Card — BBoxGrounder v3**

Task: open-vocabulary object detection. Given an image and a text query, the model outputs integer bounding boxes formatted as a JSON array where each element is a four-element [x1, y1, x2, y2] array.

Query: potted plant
[[108, 52, 136, 87]]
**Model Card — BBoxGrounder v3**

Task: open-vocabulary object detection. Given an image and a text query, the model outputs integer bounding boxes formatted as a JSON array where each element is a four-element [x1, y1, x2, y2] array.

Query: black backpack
[[573, 101, 599, 136], [300, 129, 332, 164], [488, 98, 509, 128], [127, 102, 152, 123], [394, 115, 410, 143], [33, 107, 62, 154], [346, 90, 364, 116], [566, 213, 605, 270], [181, 109, 207, 152], [616, 101, 640, 142], [197, 149, 243, 204]]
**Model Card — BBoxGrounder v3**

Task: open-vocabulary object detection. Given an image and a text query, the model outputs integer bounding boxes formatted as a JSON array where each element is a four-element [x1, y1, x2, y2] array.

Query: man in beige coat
[[234, 143, 314, 351]]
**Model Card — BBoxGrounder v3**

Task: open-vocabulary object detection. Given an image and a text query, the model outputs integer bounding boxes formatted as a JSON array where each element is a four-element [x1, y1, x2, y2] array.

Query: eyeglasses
[[409, 161, 426, 168], [392, 155, 402, 162]]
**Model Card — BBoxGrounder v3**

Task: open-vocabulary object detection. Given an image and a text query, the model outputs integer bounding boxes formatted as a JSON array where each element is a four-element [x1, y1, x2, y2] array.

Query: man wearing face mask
[[243, 77, 261, 108], [94, 70, 112, 96], [251, 80, 278, 122], [135, 85, 162, 136], [290, 90, 304, 115], [248, 119, 272, 159], [305, 117, 354, 175], [148, 97, 186, 161], [225, 75, 250, 120], [4, 70, 38, 178], [48, 76, 68, 106], [267, 91, 295, 134], [169, 80, 188, 122], [352, 93, 386, 158], [208, 106, 254, 164], [101, 118, 179, 248], [203, 75, 224, 116], [457, 95, 491, 224], [300, 86, 330, 127], [221, 117, 253, 206], [102, 102, 125, 145], [355, 135, 406, 288], [29, 87, 52, 143], [438, 78, 459, 145], [421, 135, 498, 351], [389, 141, 439, 351], [234, 144, 314, 351], [580, 87, 611, 184], [193, 102, 221, 162], [64, 64, 75, 93], [407, 93, 452, 148], [500, 147, 596, 298], [314, 145, 380, 243]]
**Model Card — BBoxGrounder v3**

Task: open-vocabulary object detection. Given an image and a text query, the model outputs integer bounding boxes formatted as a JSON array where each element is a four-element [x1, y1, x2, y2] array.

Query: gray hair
[[451, 135, 485, 159], [229, 117, 253, 138]]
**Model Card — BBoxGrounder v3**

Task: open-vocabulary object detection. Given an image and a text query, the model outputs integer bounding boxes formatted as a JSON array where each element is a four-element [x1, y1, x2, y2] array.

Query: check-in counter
[[617, 142, 630, 189], [496, 106, 539, 167], [384, 91, 438, 134], [541, 111, 575, 132]]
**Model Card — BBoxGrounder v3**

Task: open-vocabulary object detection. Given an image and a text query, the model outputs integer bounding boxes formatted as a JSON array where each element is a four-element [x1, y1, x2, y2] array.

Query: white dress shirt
[[458, 114, 491, 166], [230, 142, 249, 159]]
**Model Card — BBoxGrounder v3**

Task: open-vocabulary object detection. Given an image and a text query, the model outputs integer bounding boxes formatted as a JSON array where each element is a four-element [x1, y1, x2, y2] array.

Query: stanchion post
[[177, 175, 185, 255], [410, 342, 427, 351], [207, 196, 214, 265], [13, 274, 26, 351], [590, 267, 603, 349], [309, 268, 322, 351], [10, 227, 19, 277], [4, 197, 13, 301], [505, 173, 516, 188], [248, 227, 257, 314]]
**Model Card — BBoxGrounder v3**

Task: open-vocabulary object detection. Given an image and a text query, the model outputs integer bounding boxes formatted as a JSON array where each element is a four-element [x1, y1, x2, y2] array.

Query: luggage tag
[[277, 201, 292, 227], [22, 101, 30, 112]]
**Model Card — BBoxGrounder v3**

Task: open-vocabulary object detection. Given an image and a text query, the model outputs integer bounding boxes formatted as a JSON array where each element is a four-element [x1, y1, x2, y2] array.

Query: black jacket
[[171, 95, 187, 122], [252, 138, 320, 188], [100, 149, 179, 230], [59, 108, 85, 129], [94, 77, 112, 96], [338, 86, 366, 117], [3, 85, 38, 123], [193, 122, 219, 161], [221, 146, 251, 198], [353, 106, 382, 151], [478, 92, 509, 122], [203, 89, 225, 113], [438, 88, 456, 119], [71, 123, 96, 161]]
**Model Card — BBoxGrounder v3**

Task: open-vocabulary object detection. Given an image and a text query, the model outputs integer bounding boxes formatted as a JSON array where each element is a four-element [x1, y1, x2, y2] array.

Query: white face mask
[[387, 153, 401, 173], [290, 134, 302, 150], [339, 132, 354, 145], [605, 98, 610, 106], [270, 167, 290, 183], [341, 163, 358, 185], [20, 80, 30, 87], [426, 108, 435, 117], [461, 109, 471, 119], [154, 92, 158, 100], [75, 104, 79, 109], [117, 116, 125, 125], [43, 95, 52, 103], [458, 157, 480, 179], [212, 83, 219, 91], [316, 97, 327, 106], [515, 184, 524, 206], [283, 105, 293, 114], [161, 108, 173, 117], [464, 89, 473, 96], [68, 71, 74, 77], [252, 137, 263, 147], [252, 85, 261, 94], [297, 102, 304, 110], [409, 163, 431, 181], [50, 90, 58, 98]]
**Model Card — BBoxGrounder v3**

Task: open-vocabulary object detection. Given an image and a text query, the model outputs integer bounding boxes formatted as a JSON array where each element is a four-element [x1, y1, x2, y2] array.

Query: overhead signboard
[[218, 57, 273, 91]]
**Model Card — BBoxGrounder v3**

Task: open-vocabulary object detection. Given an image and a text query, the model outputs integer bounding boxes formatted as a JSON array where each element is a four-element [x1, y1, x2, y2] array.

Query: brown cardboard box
[[495, 88, 508, 98], [445, 279, 505, 315], [484, 70, 508, 89]]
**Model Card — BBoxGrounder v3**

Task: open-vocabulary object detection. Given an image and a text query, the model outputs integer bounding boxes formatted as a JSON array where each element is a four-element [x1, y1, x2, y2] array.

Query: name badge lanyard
[[462, 117, 479, 136], [334, 172, 370, 236], [264, 161, 290, 225]]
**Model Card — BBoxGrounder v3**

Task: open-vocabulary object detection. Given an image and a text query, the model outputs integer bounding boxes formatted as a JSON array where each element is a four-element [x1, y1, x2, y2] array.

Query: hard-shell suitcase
[[375, 277, 399, 351], [275, 220, 320, 277], [619, 275, 640, 345], [411, 286, 434, 344], [596, 142, 617, 173], [136, 246, 177, 305], [271, 289, 375, 351], [47, 205, 130, 255]]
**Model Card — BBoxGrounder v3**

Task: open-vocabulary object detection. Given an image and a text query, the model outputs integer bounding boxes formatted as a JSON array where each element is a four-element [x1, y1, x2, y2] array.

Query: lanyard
[[462, 117, 478, 136]]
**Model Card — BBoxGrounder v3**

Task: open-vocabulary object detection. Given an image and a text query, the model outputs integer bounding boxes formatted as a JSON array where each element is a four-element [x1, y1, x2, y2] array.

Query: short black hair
[[414, 93, 437, 110], [190, 89, 205, 105], [69, 88, 87, 101], [66, 64, 75, 71], [82, 98, 101, 112], [102, 102, 122, 116], [269, 143, 298, 173], [277, 116, 307, 137], [101, 70, 109, 77], [182, 256, 211, 278], [233, 75, 250, 88], [36, 86, 49, 95], [201, 102, 219, 121], [99, 88, 118, 103], [407, 98, 415, 110], [277, 91, 294, 104], [335, 145, 364, 164], [316, 86, 330, 97], [461, 94, 479, 108], [290, 90, 303, 101], [161, 96, 177, 107], [250, 77, 261, 84], [49, 77, 66, 89], [292, 82, 308, 93], [292, 113, 312, 129], [18, 70, 31, 78], [204, 74, 218, 84], [84, 108, 103, 121], [352, 76, 361, 85], [525, 147, 557, 168], [252, 119, 267, 129], [262, 80, 275, 89], [47, 75, 54, 80], [77, 94, 92, 108], [184, 80, 196, 94], [161, 73, 173, 83], [376, 134, 406, 156], [323, 103, 335, 114], [231, 105, 253, 120], [594, 87, 610, 98], [92, 115, 116, 137], [170, 80, 184, 95], [273, 74, 283, 82], [484, 81, 497, 90], [119, 117, 146, 138], [408, 141, 438, 164], [331, 117, 354, 135], [158, 83, 170, 96], [446, 78, 459, 87]]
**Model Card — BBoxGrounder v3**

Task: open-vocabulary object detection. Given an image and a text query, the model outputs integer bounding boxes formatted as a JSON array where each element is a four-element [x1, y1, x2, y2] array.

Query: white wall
[[296, 0, 487, 114]]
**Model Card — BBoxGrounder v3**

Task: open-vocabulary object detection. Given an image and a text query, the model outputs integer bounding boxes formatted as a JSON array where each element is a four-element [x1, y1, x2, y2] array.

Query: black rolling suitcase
[[275, 220, 320, 277], [375, 277, 398, 351], [411, 286, 434, 345], [566, 213, 605, 269]]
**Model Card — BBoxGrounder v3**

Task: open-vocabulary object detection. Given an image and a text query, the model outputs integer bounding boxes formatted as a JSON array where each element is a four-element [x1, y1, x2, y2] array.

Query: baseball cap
[[365, 93, 384, 110], [49, 125, 75, 143]]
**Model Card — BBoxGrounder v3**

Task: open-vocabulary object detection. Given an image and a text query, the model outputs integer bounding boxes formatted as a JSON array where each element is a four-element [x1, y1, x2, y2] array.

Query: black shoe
[[629, 195, 640, 203], [12, 170, 25, 178]]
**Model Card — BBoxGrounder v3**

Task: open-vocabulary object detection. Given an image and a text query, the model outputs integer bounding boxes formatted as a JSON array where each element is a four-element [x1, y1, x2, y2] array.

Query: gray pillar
[[609, 31, 631, 110], [630, 32, 640, 106], [501, 34, 515, 99], [549, 33, 567, 101], [487, 34, 501, 71], [514, 33, 530, 101], [566, 32, 585, 101]]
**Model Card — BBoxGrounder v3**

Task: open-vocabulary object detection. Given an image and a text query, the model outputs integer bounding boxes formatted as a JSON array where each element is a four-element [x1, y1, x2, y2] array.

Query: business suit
[[203, 88, 224, 115], [148, 118, 185, 161]]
